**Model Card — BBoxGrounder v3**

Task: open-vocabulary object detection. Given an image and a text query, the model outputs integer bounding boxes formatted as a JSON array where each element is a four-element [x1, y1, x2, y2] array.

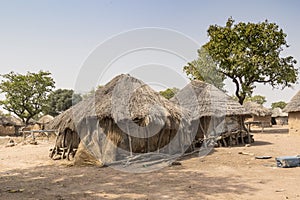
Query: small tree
[[44, 89, 82, 116], [245, 95, 266, 105], [159, 88, 179, 100], [271, 101, 287, 109], [184, 47, 225, 90], [204, 18, 298, 105], [0, 71, 55, 125], [81, 85, 103, 99]]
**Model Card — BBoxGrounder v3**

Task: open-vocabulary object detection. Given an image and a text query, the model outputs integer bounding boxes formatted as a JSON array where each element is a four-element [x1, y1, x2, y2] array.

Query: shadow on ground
[[250, 128, 289, 134], [251, 140, 273, 146], [0, 163, 258, 200]]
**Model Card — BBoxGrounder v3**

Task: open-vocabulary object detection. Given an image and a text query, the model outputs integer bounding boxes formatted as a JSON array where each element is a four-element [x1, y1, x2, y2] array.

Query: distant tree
[[0, 71, 55, 125], [81, 85, 103, 99], [43, 89, 82, 116], [81, 88, 95, 100], [159, 88, 179, 100], [183, 47, 225, 90], [204, 17, 298, 105], [271, 101, 287, 109], [245, 95, 266, 105]]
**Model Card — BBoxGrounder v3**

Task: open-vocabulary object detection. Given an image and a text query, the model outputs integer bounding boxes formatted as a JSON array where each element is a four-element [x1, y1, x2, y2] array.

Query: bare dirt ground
[[1, 125, 300, 200]]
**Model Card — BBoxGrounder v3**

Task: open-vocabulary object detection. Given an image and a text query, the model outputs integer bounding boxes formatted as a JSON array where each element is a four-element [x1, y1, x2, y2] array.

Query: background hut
[[244, 102, 272, 128], [0, 115, 23, 136], [32, 114, 54, 130], [271, 108, 288, 125], [283, 91, 300, 135], [19, 118, 37, 132], [171, 80, 252, 147], [49, 74, 192, 167]]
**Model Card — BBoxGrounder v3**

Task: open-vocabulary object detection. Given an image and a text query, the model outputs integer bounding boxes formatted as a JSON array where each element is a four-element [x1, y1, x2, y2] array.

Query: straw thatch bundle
[[49, 74, 192, 165], [244, 102, 272, 117], [283, 91, 300, 113]]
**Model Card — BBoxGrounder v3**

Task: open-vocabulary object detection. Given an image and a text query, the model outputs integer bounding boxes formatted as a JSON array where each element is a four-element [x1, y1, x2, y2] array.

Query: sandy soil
[[1, 125, 300, 200]]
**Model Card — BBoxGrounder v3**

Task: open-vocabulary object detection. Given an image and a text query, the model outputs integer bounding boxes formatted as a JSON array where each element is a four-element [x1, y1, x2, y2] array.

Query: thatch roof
[[38, 115, 54, 124], [243, 101, 272, 117], [0, 115, 23, 126], [49, 74, 188, 133], [171, 80, 249, 118], [0, 116, 15, 126], [272, 108, 288, 118], [283, 91, 300, 113]]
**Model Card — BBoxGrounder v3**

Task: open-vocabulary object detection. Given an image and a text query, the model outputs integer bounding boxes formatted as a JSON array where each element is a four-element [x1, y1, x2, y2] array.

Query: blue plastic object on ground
[[276, 156, 300, 168]]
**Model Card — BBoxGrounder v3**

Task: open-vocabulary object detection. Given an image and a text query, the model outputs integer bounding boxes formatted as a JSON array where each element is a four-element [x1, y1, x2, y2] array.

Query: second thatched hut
[[244, 101, 272, 128], [171, 80, 252, 147]]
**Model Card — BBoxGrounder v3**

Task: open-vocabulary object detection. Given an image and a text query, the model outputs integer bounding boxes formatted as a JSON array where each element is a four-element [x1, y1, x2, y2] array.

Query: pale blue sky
[[0, 0, 299, 107]]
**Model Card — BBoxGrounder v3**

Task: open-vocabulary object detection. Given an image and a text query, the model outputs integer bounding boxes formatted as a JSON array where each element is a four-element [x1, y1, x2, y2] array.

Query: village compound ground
[[0, 125, 300, 200]]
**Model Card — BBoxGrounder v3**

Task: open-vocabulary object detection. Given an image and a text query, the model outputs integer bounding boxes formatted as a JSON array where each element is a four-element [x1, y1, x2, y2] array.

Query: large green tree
[[184, 47, 225, 90], [204, 18, 298, 105], [0, 71, 55, 125], [44, 89, 82, 116]]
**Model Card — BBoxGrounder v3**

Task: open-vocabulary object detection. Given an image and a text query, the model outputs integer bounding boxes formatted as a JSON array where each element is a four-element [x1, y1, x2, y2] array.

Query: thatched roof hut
[[0, 116, 16, 126], [244, 101, 272, 127], [283, 91, 300, 134], [272, 108, 288, 118], [38, 115, 54, 124], [171, 80, 249, 118], [0, 115, 23, 136], [171, 80, 251, 147], [284, 91, 300, 113], [49, 74, 192, 168], [32, 114, 55, 130], [244, 102, 272, 117], [271, 108, 288, 125]]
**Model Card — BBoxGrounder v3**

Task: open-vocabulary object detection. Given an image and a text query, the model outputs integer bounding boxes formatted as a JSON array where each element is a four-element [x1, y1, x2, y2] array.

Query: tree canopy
[[203, 18, 298, 105], [0, 71, 55, 125], [43, 89, 82, 116], [159, 88, 179, 100], [271, 101, 287, 109], [245, 95, 266, 105], [183, 47, 225, 90]]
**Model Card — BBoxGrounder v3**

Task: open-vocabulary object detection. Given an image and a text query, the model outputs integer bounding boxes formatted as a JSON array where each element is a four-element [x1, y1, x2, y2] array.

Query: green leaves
[[159, 88, 179, 100], [183, 47, 226, 90], [271, 101, 287, 110], [204, 18, 298, 104], [44, 89, 82, 116], [245, 95, 267, 105], [0, 71, 55, 124]]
